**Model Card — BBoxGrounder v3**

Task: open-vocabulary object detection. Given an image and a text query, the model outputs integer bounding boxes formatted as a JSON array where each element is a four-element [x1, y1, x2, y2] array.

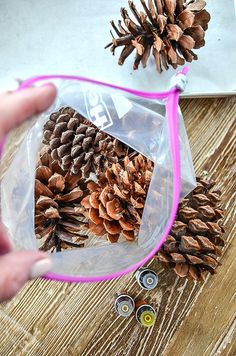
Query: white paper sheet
[[0, 0, 235, 97]]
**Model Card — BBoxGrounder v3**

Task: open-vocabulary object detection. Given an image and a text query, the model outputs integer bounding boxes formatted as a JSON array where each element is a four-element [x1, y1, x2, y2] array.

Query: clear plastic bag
[[0, 70, 196, 282]]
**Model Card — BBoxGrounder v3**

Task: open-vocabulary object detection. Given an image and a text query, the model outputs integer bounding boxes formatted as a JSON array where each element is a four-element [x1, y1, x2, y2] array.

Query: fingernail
[[41, 82, 54, 88], [30, 258, 52, 279]]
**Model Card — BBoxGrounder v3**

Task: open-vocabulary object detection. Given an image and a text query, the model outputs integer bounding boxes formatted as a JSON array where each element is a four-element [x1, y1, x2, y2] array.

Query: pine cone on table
[[81, 154, 154, 242], [43, 107, 127, 178], [35, 146, 89, 252], [105, 0, 211, 73], [156, 176, 225, 280]]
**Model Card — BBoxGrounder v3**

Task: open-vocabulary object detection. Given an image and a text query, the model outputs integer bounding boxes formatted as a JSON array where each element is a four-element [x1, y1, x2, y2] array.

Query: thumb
[[0, 84, 57, 139], [0, 223, 12, 255], [0, 251, 52, 302]]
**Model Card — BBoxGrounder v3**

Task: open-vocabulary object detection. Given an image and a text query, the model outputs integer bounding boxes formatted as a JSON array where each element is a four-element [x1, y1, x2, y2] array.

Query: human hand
[[0, 84, 57, 302]]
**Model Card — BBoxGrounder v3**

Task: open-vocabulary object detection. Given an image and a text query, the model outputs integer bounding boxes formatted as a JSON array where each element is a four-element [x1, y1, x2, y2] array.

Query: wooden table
[[0, 97, 235, 356]]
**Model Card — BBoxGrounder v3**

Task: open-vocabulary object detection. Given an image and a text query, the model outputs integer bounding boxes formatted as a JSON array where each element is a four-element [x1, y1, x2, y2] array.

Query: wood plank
[[0, 97, 235, 355]]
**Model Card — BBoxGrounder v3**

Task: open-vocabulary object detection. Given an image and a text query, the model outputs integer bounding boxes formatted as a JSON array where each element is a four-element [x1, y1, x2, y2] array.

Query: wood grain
[[0, 97, 235, 356]]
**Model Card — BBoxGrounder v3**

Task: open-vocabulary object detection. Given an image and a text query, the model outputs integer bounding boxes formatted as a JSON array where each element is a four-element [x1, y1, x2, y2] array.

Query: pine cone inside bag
[[105, 0, 211, 73], [35, 146, 89, 252], [81, 154, 154, 243], [156, 176, 225, 280], [43, 107, 127, 178]]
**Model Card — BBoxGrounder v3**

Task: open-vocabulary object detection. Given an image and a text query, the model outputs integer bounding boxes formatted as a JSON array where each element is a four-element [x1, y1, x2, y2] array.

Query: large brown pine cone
[[81, 154, 154, 242], [43, 107, 127, 178], [105, 0, 211, 73], [35, 146, 89, 252], [156, 176, 225, 280]]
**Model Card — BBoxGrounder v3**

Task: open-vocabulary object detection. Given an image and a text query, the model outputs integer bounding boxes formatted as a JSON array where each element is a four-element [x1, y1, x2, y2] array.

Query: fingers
[[0, 223, 12, 255], [0, 251, 52, 302], [0, 84, 57, 139], [0, 82, 56, 302]]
